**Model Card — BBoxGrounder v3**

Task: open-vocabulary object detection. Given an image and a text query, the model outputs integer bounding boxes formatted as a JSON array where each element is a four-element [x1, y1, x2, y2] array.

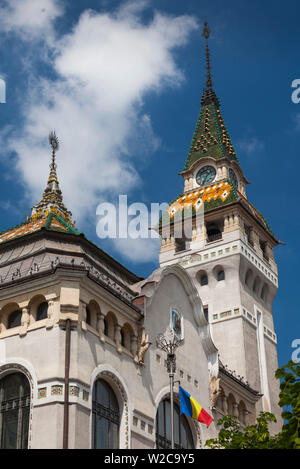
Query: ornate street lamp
[[156, 326, 183, 449]]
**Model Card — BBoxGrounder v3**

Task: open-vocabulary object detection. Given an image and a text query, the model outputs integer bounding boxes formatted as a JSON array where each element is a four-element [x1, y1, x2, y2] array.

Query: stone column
[[97, 312, 106, 343], [233, 402, 239, 418], [115, 325, 122, 354], [80, 301, 88, 332], [46, 300, 55, 329], [265, 243, 273, 261], [222, 395, 228, 414], [249, 227, 255, 246], [244, 409, 250, 426], [0, 308, 2, 335], [252, 230, 260, 253], [19, 307, 30, 337], [131, 334, 138, 357]]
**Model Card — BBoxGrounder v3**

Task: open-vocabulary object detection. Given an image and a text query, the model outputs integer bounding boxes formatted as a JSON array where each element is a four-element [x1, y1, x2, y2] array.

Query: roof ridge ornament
[[49, 131, 59, 170], [30, 132, 72, 224]]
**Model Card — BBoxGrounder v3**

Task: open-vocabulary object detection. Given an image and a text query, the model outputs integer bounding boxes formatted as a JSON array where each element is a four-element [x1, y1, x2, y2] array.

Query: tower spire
[[31, 132, 72, 223], [182, 22, 238, 171], [201, 21, 220, 107], [203, 21, 213, 90]]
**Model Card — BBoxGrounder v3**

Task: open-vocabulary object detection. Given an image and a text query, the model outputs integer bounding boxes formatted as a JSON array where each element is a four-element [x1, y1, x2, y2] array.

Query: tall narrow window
[[36, 302, 48, 321], [217, 270, 225, 281], [104, 317, 108, 336], [86, 306, 91, 326], [92, 379, 120, 449], [156, 399, 194, 449], [200, 274, 208, 286], [7, 310, 22, 329], [0, 373, 30, 449]]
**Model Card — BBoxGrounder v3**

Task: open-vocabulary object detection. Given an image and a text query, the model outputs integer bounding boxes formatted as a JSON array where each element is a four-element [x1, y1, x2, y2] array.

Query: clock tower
[[159, 22, 282, 429]]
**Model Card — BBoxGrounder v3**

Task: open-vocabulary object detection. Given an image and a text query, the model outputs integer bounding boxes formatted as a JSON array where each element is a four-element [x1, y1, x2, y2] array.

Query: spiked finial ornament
[[49, 131, 59, 169], [49, 131, 59, 152]]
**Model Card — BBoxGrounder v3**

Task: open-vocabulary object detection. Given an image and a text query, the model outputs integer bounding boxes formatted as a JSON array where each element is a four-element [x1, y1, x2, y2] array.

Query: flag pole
[[157, 327, 183, 450]]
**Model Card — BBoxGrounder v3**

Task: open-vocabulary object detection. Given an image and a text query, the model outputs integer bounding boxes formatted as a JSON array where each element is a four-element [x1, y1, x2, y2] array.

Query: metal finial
[[49, 131, 59, 152], [202, 21, 210, 40], [49, 131, 59, 168], [202, 21, 213, 90]]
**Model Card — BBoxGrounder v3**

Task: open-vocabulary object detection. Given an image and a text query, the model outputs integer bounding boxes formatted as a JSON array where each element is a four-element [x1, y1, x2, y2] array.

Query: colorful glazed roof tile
[[168, 181, 236, 218], [0, 213, 81, 245], [165, 179, 278, 241], [183, 104, 238, 171], [183, 22, 238, 171], [167, 180, 237, 220]]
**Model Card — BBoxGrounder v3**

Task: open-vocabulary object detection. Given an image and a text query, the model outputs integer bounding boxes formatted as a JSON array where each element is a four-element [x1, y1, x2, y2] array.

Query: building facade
[[0, 25, 282, 449]]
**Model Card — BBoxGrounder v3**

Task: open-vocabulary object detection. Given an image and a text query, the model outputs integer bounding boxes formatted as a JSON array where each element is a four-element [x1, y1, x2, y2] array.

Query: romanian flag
[[179, 386, 213, 428]]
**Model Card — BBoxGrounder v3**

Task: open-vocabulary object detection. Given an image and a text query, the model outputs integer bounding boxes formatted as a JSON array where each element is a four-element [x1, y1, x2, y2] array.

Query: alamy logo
[[0, 78, 6, 103], [291, 339, 300, 363], [291, 79, 300, 104]]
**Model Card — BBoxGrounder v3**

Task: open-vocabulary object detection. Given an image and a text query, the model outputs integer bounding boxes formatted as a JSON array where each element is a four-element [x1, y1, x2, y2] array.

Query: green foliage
[[205, 412, 280, 449], [206, 360, 300, 449], [275, 360, 300, 449]]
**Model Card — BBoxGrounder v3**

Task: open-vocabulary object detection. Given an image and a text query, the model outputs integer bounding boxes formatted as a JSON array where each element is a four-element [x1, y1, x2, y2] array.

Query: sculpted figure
[[210, 376, 221, 410], [136, 328, 151, 366]]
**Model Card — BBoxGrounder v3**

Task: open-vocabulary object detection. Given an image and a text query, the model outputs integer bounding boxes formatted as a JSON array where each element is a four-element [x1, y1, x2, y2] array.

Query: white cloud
[[1, 1, 197, 263], [110, 237, 161, 263], [236, 136, 264, 155], [0, 0, 64, 40]]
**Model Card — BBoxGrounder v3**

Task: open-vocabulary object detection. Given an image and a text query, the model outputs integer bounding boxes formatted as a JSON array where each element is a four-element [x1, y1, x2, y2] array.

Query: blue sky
[[0, 0, 299, 368]]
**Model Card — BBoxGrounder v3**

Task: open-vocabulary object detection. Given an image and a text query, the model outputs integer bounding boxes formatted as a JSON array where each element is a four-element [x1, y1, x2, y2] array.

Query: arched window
[[261, 284, 268, 302], [120, 329, 125, 348], [156, 399, 194, 449], [0, 372, 31, 449], [206, 223, 222, 243], [200, 274, 208, 286], [104, 317, 108, 336], [253, 277, 260, 294], [217, 270, 225, 281], [245, 269, 253, 288], [36, 302, 48, 321], [92, 379, 120, 449], [86, 306, 91, 325], [7, 310, 22, 329], [238, 400, 247, 426], [105, 312, 117, 340]]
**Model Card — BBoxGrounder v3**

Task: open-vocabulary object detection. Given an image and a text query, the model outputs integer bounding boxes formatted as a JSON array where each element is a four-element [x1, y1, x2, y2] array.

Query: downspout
[[63, 318, 71, 449]]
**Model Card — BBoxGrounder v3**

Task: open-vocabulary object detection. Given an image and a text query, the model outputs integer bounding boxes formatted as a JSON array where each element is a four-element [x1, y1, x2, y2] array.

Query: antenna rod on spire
[[202, 21, 213, 90]]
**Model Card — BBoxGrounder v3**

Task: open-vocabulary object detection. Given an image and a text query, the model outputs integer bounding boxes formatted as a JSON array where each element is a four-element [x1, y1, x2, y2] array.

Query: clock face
[[196, 165, 216, 186], [229, 168, 239, 189]]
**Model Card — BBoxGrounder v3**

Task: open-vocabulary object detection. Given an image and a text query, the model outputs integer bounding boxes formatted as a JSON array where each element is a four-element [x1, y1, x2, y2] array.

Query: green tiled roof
[[183, 99, 238, 171]]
